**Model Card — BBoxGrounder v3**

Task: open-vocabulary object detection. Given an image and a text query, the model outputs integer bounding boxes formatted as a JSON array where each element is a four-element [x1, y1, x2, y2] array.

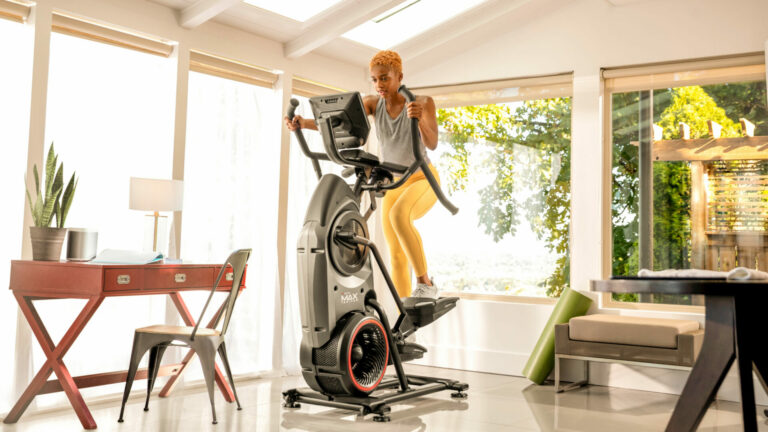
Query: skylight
[[342, 0, 486, 49], [243, 0, 343, 22]]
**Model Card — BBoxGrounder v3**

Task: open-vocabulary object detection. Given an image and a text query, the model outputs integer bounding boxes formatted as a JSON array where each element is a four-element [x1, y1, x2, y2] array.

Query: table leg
[[666, 295, 736, 432], [159, 292, 235, 402], [734, 296, 758, 432], [752, 344, 768, 393], [4, 294, 104, 430]]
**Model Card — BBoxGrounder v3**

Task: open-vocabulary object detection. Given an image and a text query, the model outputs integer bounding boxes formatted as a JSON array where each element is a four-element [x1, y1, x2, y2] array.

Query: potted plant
[[26, 143, 78, 261]]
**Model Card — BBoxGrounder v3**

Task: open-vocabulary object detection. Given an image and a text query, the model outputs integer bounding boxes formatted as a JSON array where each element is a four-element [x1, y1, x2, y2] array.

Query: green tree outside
[[612, 82, 766, 304], [438, 98, 571, 297], [435, 80, 765, 301]]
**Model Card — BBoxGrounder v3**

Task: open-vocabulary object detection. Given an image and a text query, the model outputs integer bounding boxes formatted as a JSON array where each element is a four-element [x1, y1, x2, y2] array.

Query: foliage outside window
[[611, 78, 768, 305], [418, 97, 571, 298]]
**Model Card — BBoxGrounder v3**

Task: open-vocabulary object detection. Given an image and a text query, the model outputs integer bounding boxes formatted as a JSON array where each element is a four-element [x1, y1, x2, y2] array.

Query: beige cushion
[[568, 315, 699, 349], [136, 324, 220, 337]]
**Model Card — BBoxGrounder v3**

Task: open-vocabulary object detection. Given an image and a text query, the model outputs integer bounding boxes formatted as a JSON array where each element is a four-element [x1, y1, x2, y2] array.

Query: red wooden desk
[[3, 260, 246, 430]]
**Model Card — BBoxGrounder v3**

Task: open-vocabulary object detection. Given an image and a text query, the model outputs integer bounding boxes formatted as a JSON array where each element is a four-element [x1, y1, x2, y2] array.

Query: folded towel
[[637, 268, 726, 278], [638, 267, 768, 280], [726, 267, 768, 280]]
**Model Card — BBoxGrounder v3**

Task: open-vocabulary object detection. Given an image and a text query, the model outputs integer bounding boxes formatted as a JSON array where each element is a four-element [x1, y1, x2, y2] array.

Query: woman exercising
[[285, 50, 441, 299]]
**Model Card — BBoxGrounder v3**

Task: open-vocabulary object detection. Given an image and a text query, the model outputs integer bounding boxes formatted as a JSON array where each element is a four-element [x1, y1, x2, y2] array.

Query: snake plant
[[25, 143, 78, 228]]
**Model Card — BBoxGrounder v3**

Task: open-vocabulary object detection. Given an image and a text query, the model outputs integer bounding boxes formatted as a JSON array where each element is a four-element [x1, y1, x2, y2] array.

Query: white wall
[[407, 0, 768, 404]]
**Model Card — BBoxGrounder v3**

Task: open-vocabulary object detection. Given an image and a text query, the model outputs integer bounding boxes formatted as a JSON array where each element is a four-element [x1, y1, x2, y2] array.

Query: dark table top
[[591, 277, 768, 296]]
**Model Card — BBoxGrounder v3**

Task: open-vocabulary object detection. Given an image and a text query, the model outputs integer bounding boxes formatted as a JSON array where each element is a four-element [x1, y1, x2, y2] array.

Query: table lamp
[[129, 177, 184, 254]]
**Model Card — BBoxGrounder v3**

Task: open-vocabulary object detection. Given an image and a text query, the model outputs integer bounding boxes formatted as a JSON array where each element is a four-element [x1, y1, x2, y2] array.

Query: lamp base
[[143, 214, 168, 254]]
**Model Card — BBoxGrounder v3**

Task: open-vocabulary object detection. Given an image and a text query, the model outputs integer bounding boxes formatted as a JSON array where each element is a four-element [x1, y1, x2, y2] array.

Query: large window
[[32, 30, 176, 407], [422, 97, 572, 298], [609, 57, 768, 306], [0, 16, 32, 414], [45, 32, 176, 249], [181, 70, 280, 375], [405, 77, 573, 299]]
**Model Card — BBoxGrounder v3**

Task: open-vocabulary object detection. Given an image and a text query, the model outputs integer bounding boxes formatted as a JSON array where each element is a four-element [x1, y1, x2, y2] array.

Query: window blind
[[411, 73, 573, 108], [51, 12, 174, 57], [0, 0, 30, 23], [604, 53, 766, 92], [292, 76, 345, 97], [189, 50, 279, 88]]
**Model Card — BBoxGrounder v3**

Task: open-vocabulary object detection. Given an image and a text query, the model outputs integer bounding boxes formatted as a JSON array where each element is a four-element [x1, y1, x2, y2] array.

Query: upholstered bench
[[554, 315, 704, 392]]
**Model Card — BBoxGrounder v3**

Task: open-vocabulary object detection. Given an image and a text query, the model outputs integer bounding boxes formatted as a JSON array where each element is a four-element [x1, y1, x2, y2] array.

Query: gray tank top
[[374, 97, 430, 169]]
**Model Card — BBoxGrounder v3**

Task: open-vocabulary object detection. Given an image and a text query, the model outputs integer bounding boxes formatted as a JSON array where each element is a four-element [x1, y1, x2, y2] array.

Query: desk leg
[[160, 292, 235, 402], [752, 341, 768, 393], [4, 294, 104, 430], [666, 295, 735, 432], [734, 296, 758, 431]]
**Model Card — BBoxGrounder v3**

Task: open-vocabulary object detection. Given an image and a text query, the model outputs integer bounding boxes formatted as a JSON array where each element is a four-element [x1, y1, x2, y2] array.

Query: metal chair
[[117, 248, 251, 425]]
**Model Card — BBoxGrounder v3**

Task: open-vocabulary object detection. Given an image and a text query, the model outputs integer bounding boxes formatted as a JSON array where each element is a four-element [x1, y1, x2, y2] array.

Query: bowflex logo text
[[340, 292, 358, 304]]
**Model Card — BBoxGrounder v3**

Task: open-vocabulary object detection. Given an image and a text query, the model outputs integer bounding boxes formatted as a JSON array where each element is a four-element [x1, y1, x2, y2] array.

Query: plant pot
[[30, 227, 68, 261]]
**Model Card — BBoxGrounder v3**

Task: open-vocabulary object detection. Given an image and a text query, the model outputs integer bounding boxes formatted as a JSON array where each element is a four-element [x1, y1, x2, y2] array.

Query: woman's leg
[[381, 184, 412, 297], [390, 169, 440, 285]]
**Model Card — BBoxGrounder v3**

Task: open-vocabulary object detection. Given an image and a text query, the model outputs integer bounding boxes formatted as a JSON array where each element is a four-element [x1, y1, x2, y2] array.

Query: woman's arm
[[407, 96, 438, 150], [284, 115, 318, 131], [363, 95, 378, 116]]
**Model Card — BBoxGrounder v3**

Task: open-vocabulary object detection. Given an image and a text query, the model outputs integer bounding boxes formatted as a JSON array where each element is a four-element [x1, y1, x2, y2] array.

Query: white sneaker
[[411, 278, 438, 298]]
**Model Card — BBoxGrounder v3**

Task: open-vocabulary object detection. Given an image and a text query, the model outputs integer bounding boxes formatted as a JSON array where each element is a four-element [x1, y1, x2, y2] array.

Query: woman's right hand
[[285, 115, 303, 131]]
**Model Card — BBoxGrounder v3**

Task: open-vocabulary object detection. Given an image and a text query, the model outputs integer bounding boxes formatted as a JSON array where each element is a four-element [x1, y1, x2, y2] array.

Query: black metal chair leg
[[217, 342, 241, 410], [144, 345, 157, 411], [118, 334, 147, 422], [195, 340, 219, 424], [144, 343, 168, 411]]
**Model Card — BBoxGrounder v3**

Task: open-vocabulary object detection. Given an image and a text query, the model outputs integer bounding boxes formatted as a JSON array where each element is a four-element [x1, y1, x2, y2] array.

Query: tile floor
[[1, 365, 766, 431]]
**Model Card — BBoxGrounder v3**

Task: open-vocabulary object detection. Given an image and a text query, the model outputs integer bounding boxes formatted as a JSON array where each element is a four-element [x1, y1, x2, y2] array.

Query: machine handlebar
[[287, 98, 325, 179], [398, 85, 458, 215], [286, 86, 458, 214]]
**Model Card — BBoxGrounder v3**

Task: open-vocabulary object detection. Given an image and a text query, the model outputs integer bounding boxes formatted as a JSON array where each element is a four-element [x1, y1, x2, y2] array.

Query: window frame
[[601, 53, 767, 313], [418, 73, 573, 304]]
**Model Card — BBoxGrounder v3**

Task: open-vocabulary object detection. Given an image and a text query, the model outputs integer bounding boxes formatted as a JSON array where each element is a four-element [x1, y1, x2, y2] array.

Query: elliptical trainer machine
[[282, 86, 468, 422]]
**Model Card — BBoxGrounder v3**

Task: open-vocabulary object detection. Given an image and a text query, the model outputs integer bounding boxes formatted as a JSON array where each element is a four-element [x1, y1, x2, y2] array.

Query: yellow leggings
[[381, 164, 440, 297]]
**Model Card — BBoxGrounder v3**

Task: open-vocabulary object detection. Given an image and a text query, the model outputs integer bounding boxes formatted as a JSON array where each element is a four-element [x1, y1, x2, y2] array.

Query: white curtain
[[180, 71, 280, 378], [18, 32, 177, 409], [0, 18, 33, 415]]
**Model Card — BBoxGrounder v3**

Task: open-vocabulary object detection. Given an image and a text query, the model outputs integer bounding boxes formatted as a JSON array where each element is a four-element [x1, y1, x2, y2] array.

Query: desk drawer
[[105, 269, 145, 292], [145, 267, 213, 290], [215, 266, 247, 288]]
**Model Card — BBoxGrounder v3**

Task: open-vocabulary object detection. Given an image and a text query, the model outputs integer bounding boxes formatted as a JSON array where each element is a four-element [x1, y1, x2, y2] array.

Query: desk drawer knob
[[226, 273, 234, 281], [117, 275, 131, 285], [175, 273, 187, 283]]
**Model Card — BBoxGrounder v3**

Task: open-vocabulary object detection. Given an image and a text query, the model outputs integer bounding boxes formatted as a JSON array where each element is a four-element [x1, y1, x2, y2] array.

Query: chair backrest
[[191, 248, 251, 340]]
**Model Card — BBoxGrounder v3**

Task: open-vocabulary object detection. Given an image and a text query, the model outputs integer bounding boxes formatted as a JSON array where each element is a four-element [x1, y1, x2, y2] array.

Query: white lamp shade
[[129, 177, 184, 211]]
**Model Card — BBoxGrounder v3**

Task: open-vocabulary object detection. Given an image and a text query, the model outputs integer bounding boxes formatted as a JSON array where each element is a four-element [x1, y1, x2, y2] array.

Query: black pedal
[[390, 341, 427, 364], [402, 297, 459, 328]]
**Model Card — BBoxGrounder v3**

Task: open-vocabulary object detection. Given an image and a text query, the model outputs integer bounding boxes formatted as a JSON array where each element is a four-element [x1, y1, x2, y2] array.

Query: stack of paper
[[89, 249, 164, 265]]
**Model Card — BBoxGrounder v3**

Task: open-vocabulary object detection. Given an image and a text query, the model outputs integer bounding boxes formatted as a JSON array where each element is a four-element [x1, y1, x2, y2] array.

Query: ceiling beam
[[180, 0, 243, 29], [284, 0, 406, 59]]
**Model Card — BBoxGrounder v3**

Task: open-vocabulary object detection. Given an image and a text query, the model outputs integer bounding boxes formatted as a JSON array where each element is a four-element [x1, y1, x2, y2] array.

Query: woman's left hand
[[406, 101, 424, 120]]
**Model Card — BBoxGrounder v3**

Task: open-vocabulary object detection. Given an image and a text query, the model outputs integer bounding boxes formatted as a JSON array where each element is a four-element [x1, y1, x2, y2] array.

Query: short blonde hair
[[369, 50, 402, 75]]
